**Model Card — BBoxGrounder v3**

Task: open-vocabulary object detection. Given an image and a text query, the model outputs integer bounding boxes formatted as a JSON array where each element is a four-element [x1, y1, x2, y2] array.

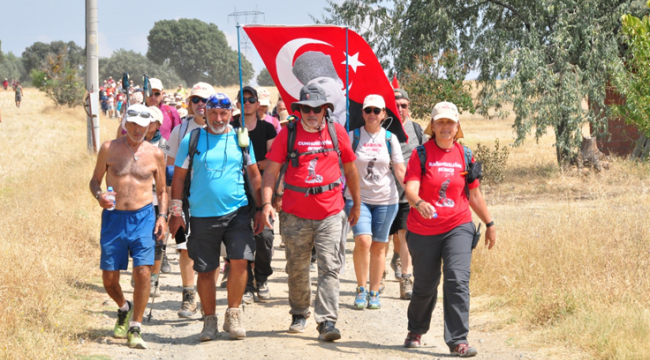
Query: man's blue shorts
[[100, 203, 156, 271]]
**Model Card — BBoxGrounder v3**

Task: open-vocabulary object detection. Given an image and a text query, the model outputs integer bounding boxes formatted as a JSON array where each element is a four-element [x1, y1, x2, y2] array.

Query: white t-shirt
[[345, 127, 404, 205], [164, 116, 204, 160]]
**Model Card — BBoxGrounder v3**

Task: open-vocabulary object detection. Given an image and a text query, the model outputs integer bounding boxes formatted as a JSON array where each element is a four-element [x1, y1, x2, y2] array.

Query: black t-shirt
[[231, 115, 277, 163]]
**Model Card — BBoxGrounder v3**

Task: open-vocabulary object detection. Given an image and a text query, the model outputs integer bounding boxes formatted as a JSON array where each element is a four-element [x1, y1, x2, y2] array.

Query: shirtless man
[[89, 104, 168, 350]]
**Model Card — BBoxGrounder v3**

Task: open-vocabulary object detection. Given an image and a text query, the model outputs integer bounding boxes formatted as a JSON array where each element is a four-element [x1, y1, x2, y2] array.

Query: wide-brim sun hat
[[290, 84, 334, 112], [424, 101, 464, 139]]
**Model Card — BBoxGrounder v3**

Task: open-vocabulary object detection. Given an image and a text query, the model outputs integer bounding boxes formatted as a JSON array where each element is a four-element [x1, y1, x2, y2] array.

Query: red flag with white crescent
[[243, 25, 407, 142]]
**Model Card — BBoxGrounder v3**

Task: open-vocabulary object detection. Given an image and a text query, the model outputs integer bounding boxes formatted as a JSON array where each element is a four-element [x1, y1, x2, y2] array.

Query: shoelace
[[117, 309, 128, 326], [230, 310, 241, 327], [455, 344, 469, 354], [129, 327, 141, 336], [182, 292, 194, 310]]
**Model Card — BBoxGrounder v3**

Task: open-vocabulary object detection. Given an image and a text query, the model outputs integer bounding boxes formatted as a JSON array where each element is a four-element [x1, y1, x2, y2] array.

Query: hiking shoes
[[404, 332, 421, 348], [199, 315, 219, 342], [400, 274, 413, 300], [256, 282, 271, 302], [220, 263, 230, 288], [223, 308, 246, 340], [242, 290, 254, 305], [177, 289, 198, 318], [288, 314, 307, 333], [127, 326, 147, 349], [160, 252, 172, 274], [451, 343, 478, 357], [354, 286, 369, 309], [113, 300, 133, 339], [367, 291, 381, 309], [317, 321, 341, 341], [390, 253, 402, 279]]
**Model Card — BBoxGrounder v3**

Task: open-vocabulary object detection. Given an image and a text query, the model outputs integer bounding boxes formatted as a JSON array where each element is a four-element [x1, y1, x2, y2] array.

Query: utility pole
[[228, 7, 265, 60], [86, 0, 100, 153]]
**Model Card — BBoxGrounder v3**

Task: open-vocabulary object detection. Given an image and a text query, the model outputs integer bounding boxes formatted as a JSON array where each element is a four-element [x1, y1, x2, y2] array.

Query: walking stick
[[147, 230, 168, 322]]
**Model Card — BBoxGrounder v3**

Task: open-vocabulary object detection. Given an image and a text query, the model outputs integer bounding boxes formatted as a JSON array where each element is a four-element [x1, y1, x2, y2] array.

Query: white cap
[[363, 94, 385, 109], [256, 87, 271, 107], [149, 78, 163, 91], [189, 82, 216, 99], [148, 106, 163, 124], [431, 101, 459, 122], [122, 104, 153, 131]]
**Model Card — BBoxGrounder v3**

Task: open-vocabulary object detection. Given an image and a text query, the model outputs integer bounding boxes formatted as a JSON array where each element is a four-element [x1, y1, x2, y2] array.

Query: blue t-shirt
[[175, 126, 256, 217]]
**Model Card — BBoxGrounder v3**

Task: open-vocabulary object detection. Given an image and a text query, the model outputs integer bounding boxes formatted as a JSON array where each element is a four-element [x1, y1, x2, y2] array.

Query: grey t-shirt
[[396, 118, 425, 203], [344, 127, 404, 205]]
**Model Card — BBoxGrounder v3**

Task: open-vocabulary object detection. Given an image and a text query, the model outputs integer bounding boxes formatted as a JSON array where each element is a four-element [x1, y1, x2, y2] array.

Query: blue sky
[[0, 0, 337, 79]]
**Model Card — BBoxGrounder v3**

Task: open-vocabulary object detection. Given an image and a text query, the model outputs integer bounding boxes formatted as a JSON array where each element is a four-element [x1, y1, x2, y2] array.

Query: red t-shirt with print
[[404, 141, 480, 236], [266, 122, 356, 220]]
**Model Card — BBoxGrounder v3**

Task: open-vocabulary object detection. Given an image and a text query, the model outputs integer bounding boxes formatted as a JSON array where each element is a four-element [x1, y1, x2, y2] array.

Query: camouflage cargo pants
[[280, 210, 344, 324]]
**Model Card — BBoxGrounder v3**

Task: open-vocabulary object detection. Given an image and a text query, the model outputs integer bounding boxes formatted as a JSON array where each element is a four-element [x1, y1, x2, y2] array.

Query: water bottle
[[106, 186, 116, 211]]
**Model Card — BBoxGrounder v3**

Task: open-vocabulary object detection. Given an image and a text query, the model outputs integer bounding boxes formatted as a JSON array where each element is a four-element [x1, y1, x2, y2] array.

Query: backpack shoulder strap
[[188, 128, 201, 158], [462, 145, 473, 172], [327, 119, 345, 177], [413, 121, 424, 144], [416, 145, 426, 177], [352, 128, 361, 153], [385, 130, 393, 158]]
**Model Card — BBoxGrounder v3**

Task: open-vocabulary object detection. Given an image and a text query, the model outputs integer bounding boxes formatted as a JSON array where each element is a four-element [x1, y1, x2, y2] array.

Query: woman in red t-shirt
[[401, 101, 496, 357]]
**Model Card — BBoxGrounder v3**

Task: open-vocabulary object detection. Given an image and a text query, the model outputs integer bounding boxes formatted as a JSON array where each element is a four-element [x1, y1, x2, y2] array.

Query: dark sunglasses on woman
[[363, 107, 382, 115], [191, 97, 207, 104]]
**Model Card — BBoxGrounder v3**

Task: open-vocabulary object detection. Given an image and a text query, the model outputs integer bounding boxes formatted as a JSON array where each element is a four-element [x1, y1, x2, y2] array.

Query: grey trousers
[[406, 221, 475, 351], [281, 210, 344, 324]]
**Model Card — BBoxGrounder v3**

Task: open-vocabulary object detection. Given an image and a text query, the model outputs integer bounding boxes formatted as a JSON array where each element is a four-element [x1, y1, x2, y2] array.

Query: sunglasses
[[126, 109, 152, 119], [191, 97, 207, 104], [399, 103, 409, 109], [300, 105, 324, 114], [152, 92, 162, 97], [363, 107, 382, 115], [206, 97, 232, 109], [241, 97, 257, 104]]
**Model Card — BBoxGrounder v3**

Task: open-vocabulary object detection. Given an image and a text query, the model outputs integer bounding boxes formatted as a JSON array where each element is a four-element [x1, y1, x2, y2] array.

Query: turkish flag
[[243, 25, 407, 142]]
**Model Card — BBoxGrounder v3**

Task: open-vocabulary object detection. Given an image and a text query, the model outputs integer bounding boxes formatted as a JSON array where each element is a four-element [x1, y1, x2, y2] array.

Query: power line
[[228, 7, 265, 59]]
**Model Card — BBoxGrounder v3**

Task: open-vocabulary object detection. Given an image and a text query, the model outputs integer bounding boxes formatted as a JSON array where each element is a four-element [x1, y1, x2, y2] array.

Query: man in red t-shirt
[[261, 84, 360, 342]]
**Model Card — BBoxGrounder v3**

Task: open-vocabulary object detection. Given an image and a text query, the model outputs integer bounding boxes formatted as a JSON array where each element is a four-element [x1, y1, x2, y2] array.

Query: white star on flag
[[342, 52, 365, 73]]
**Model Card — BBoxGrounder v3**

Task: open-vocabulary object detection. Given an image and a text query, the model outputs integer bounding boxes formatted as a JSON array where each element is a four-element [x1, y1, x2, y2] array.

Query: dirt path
[[82, 231, 552, 360]]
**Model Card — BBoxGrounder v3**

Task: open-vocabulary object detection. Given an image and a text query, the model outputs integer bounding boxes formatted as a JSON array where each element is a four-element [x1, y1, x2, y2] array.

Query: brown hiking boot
[[400, 274, 413, 300], [223, 308, 246, 340], [178, 289, 198, 318], [199, 315, 218, 342]]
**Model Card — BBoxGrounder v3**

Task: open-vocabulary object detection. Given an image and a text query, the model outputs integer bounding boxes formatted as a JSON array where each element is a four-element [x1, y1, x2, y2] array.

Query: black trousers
[[406, 222, 474, 351], [246, 228, 275, 290]]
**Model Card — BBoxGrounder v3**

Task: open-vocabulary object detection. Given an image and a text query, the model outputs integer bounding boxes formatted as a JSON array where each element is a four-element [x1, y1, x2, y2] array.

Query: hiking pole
[[147, 230, 168, 322]]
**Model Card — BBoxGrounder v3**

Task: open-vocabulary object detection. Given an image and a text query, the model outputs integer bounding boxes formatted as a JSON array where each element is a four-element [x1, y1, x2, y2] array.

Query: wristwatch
[[157, 213, 168, 220], [415, 200, 424, 208], [94, 190, 101, 199], [486, 221, 494, 228]]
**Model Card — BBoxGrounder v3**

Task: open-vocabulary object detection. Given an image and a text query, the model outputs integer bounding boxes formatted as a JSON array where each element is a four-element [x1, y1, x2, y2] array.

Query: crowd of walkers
[[3, 78, 23, 108], [90, 76, 496, 357]]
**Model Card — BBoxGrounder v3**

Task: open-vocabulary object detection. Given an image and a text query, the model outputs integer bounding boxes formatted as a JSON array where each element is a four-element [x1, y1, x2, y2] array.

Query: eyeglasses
[[300, 105, 323, 114], [191, 97, 207, 104], [399, 103, 409, 109], [126, 109, 152, 119], [363, 107, 382, 115], [206, 96, 232, 110], [241, 97, 257, 104]]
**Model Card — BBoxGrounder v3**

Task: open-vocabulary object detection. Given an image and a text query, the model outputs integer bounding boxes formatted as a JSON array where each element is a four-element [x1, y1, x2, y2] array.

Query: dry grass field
[[0, 86, 648, 359]]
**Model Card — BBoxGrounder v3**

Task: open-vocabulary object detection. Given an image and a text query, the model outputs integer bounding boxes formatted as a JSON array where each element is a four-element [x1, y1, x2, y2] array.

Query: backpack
[[351, 127, 393, 158], [415, 143, 478, 198], [411, 121, 424, 145], [182, 127, 256, 221], [273, 116, 344, 197]]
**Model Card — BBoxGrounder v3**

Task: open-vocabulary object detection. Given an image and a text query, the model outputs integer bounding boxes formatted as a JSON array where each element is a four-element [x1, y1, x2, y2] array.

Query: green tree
[[321, 0, 633, 165], [0, 52, 26, 82], [256, 68, 275, 86], [612, 7, 650, 139], [401, 52, 474, 119], [99, 49, 182, 89], [146, 18, 253, 86], [22, 41, 84, 76]]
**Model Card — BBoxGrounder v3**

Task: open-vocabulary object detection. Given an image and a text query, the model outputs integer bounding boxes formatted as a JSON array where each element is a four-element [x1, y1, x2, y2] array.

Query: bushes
[[474, 139, 509, 184]]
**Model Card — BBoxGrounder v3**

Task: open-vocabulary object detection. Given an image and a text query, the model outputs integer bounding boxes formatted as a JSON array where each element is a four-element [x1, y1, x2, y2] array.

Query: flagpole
[[237, 24, 245, 127], [345, 26, 349, 132]]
